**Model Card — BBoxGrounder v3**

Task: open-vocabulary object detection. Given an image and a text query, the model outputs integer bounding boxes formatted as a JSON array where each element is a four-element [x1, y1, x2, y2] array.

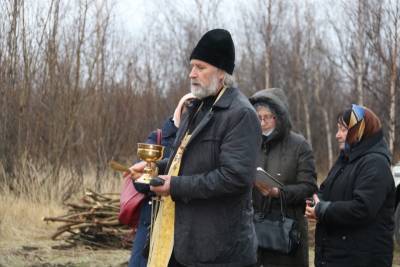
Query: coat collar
[[345, 130, 387, 162], [188, 87, 235, 141], [212, 86, 235, 110], [174, 87, 235, 148]]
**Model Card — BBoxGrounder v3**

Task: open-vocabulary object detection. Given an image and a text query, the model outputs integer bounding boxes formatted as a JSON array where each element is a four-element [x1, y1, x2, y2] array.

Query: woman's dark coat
[[249, 88, 318, 267], [315, 130, 395, 267]]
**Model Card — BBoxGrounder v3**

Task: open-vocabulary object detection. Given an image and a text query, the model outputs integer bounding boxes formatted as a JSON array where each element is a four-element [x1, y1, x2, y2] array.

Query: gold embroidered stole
[[147, 133, 191, 267], [147, 86, 227, 267]]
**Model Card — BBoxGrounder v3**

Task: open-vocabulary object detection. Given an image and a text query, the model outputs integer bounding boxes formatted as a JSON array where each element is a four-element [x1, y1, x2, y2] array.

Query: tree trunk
[[388, 32, 398, 155], [314, 70, 333, 167], [356, 0, 365, 105], [323, 109, 333, 168], [264, 0, 272, 89]]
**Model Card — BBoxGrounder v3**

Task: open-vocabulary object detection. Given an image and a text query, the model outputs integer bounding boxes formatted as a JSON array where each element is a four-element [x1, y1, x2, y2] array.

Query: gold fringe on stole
[[147, 196, 175, 267], [147, 134, 191, 267]]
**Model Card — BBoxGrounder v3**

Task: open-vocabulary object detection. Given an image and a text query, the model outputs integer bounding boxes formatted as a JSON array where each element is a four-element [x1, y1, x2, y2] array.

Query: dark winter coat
[[158, 87, 262, 266], [249, 88, 318, 267], [145, 117, 178, 158], [315, 130, 395, 267]]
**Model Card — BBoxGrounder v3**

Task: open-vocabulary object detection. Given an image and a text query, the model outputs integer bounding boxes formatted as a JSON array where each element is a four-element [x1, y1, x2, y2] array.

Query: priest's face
[[189, 59, 224, 99]]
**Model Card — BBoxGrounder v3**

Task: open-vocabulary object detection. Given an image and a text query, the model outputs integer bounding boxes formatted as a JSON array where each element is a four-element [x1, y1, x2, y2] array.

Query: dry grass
[[0, 193, 63, 242], [0, 164, 122, 239], [0, 163, 130, 267]]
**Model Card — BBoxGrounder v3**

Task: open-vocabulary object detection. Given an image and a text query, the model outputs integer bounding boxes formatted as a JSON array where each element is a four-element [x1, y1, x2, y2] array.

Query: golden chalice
[[135, 143, 164, 184]]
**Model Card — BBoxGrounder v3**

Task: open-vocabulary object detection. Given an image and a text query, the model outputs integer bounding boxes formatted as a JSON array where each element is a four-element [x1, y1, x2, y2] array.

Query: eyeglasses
[[258, 114, 275, 122]]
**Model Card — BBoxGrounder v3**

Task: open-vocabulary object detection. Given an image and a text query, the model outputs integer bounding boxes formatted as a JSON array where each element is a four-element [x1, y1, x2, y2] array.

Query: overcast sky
[[114, 0, 148, 37], [113, 0, 340, 39]]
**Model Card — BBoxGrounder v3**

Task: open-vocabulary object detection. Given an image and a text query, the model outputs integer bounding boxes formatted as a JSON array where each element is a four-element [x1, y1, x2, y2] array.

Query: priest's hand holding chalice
[[129, 143, 165, 190]]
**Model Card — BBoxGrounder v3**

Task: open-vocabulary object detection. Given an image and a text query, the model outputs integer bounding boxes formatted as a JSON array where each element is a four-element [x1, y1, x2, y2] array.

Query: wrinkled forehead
[[190, 59, 218, 70]]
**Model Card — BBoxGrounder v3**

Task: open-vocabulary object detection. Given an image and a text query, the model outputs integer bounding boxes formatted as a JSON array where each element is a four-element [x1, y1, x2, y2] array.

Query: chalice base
[[135, 173, 152, 184], [133, 173, 152, 192]]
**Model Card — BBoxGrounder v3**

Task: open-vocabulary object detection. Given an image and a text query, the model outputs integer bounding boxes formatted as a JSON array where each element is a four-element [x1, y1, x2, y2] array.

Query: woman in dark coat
[[305, 104, 395, 267], [249, 88, 318, 267]]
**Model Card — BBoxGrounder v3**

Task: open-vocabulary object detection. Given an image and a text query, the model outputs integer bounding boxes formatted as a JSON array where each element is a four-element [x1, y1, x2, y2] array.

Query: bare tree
[[302, 3, 335, 167], [0, 0, 398, 198], [355, 0, 366, 104], [330, 0, 370, 104], [264, 0, 273, 89], [290, 4, 312, 143], [239, 0, 285, 92], [368, 0, 399, 156], [313, 66, 334, 167]]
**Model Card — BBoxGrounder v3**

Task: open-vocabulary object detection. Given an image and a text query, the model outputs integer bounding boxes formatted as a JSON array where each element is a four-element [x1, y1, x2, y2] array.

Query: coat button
[[342, 235, 347, 240]]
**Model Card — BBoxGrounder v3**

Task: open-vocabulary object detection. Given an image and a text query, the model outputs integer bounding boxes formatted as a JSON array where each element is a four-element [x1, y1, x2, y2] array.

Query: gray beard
[[190, 75, 219, 99]]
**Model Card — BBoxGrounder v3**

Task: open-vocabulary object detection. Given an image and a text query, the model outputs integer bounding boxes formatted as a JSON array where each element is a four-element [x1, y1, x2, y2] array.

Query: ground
[[0, 240, 130, 267], [0, 240, 399, 267]]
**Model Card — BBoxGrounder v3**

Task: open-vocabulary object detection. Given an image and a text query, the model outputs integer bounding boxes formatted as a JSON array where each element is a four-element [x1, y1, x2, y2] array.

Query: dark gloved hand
[[149, 177, 165, 187]]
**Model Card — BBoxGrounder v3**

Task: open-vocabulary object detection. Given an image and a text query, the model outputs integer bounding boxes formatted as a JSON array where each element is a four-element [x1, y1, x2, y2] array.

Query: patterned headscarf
[[340, 104, 382, 147]]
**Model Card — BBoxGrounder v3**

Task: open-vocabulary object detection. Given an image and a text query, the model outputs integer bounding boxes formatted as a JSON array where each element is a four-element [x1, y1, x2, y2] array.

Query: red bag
[[118, 175, 145, 227]]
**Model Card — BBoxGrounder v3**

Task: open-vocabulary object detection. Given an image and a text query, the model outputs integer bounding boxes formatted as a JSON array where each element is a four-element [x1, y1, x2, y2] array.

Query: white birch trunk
[[264, 0, 272, 89], [323, 109, 333, 168], [388, 41, 397, 155], [356, 0, 365, 105], [314, 71, 333, 167]]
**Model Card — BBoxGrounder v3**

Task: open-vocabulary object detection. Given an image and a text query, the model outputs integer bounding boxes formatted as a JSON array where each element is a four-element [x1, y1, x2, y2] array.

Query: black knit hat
[[190, 29, 235, 74]]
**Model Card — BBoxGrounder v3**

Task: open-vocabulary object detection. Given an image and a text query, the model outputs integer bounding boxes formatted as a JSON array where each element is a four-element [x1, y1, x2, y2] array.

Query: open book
[[255, 167, 284, 189]]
